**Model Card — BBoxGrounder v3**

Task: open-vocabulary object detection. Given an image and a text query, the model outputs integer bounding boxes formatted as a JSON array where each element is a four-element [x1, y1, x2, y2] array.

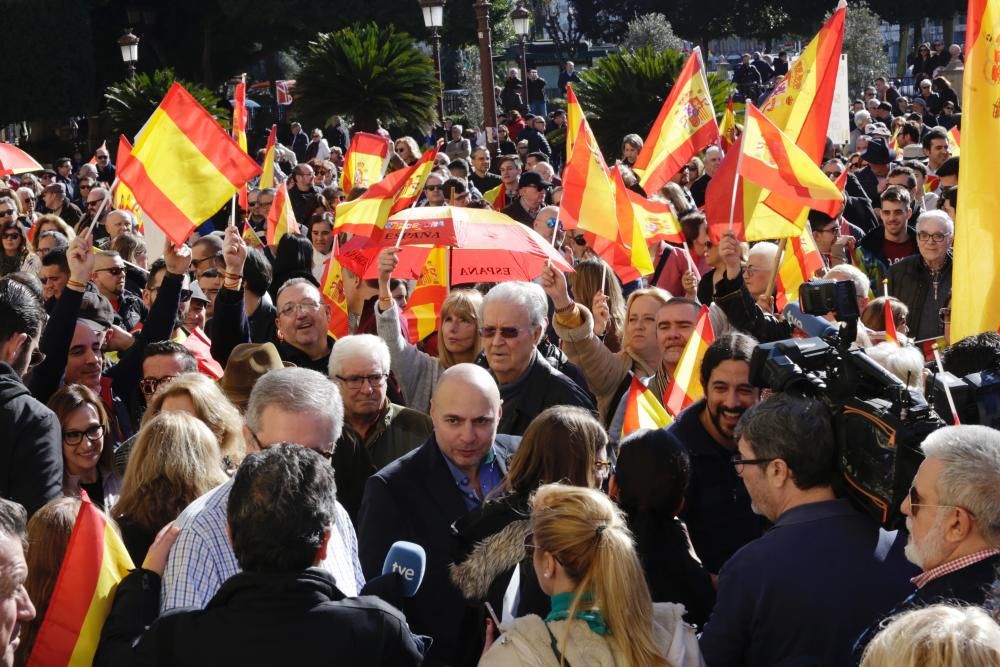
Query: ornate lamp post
[[473, 0, 499, 156], [118, 29, 140, 80], [511, 3, 531, 89], [419, 0, 447, 130]]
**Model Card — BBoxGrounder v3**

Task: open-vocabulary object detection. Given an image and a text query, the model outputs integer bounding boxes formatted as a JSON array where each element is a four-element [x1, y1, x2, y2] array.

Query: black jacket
[[494, 351, 595, 436], [518, 126, 552, 158], [0, 363, 62, 516], [713, 270, 791, 343], [289, 131, 309, 163], [288, 184, 322, 224], [115, 289, 148, 332], [887, 252, 952, 341], [358, 435, 519, 666], [94, 567, 426, 667]]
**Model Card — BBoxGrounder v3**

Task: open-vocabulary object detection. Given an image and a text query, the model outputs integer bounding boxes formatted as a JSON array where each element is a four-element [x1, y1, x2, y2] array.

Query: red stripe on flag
[[117, 135, 197, 246]]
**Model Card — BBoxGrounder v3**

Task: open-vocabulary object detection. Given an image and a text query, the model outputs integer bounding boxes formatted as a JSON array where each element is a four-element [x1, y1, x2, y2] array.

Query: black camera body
[[748, 280, 944, 529], [929, 370, 1000, 429]]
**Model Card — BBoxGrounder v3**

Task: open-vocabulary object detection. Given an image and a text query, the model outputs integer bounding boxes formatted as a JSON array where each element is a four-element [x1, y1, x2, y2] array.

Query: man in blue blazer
[[358, 363, 519, 667]]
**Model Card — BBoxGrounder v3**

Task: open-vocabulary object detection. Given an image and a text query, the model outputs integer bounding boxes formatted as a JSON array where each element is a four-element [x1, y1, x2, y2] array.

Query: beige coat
[[479, 603, 704, 667]]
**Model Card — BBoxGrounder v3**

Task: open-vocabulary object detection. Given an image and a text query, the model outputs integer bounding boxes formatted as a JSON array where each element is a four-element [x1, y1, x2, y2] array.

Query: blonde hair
[[142, 372, 245, 470], [113, 412, 228, 536], [623, 287, 672, 353], [571, 257, 625, 353], [861, 604, 1000, 667], [530, 484, 668, 667], [438, 289, 483, 369]]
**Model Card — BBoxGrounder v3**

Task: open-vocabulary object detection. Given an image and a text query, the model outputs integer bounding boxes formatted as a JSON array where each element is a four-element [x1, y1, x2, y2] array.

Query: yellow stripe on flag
[[663, 305, 715, 417], [622, 375, 673, 437]]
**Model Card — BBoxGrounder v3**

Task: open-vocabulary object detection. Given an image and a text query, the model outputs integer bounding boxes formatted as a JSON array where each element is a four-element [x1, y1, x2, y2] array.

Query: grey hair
[[865, 342, 925, 391], [328, 334, 391, 379], [825, 264, 871, 302], [916, 209, 954, 237], [854, 110, 872, 125], [0, 499, 26, 549], [108, 209, 137, 227], [920, 425, 1000, 547], [246, 367, 344, 445], [483, 281, 547, 328]]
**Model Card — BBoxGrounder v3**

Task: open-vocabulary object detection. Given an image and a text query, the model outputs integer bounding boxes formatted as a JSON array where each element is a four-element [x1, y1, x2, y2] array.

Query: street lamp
[[511, 3, 531, 87], [473, 0, 500, 157], [118, 29, 140, 81], [419, 0, 446, 132]]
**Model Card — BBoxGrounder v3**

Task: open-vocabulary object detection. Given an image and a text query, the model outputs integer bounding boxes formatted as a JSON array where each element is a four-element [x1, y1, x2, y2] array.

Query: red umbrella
[[340, 206, 573, 283], [0, 143, 43, 176]]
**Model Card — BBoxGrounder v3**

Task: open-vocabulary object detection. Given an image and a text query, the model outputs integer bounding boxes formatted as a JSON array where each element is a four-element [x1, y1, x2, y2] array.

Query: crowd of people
[[0, 46, 998, 666]]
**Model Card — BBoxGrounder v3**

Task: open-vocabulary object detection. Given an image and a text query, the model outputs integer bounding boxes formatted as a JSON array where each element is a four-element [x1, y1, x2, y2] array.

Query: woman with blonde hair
[[480, 484, 701, 666], [570, 257, 625, 354], [861, 604, 1000, 667], [142, 372, 245, 475], [48, 385, 122, 511], [374, 247, 483, 413], [29, 214, 75, 252], [112, 412, 229, 564]]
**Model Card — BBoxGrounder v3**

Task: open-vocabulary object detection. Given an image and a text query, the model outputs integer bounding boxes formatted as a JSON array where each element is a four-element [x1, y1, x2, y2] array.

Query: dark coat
[[887, 252, 952, 341], [288, 184, 323, 224], [0, 363, 63, 516], [358, 435, 519, 666], [494, 351, 595, 436], [115, 288, 148, 332], [289, 131, 309, 163], [713, 270, 792, 344], [94, 567, 426, 667]]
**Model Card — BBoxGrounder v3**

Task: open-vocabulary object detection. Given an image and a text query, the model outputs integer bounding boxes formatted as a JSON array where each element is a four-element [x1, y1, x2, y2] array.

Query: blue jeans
[[529, 100, 547, 117]]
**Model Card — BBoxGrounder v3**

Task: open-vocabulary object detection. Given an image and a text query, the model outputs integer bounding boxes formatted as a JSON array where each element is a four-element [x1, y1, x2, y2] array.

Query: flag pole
[[394, 221, 409, 249], [932, 343, 961, 425], [681, 243, 701, 281], [601, 260, 608, 295], [764, 237, 787, 311], [728, 104, 749, 231], [882, 278, 889, 298], [87, 177, 119, 237], [229, 193, 237, 227]]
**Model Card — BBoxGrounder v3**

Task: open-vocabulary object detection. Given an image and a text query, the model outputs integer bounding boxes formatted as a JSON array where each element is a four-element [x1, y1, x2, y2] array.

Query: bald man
[[357, 364, 520, 666]]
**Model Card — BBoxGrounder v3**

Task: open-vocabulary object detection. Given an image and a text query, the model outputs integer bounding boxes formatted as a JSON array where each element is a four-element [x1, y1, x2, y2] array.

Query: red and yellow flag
[[884, 298, 900, 345], [402, 247, 449, 344], [26, 496, 134, 667], [560, 111, 619, 242], [87, 140, 107, 166], [565, 84, 584, 164], [116, 83, 261, 246], [612, 167, 655, 279], [952, 0, 1000, 340], [633, 47, 720, 193], [622, 374, 673, 437], [705, 4, 846, 241], [947, 126, 961, 158], [233, 76, 249, 210], [259, 124, 277, 190], [334, 145, 437, 239], [627, 190, 684, 244], [320, 238, 351, 339], [265, 182, 300, 246], [719, 97, 738, 152], [341, 132, 390, 193], [483, 184, 508, 210], [663, 305, 715, 417], [242, 224, 263, 249], [181, 326, 225, 379], [775, 226, 825, 311]]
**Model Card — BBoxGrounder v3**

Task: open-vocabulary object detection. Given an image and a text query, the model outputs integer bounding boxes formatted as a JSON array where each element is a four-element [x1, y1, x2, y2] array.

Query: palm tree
[[104, 68, 228, 138], [295, 23, 439, 134], [575, 47, 734, 160]]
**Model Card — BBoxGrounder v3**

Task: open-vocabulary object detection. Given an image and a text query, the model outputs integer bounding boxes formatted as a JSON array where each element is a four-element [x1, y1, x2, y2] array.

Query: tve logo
[[392, 562, 416, 580]]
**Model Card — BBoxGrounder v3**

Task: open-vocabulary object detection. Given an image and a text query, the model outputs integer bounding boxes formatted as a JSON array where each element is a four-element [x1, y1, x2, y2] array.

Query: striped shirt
[[910, 548, 1000, 589], [160, 479, 365, 612]]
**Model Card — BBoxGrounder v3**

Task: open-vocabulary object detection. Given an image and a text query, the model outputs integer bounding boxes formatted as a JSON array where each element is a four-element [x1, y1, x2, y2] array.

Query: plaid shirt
[[160, 479, 365, 612], [911, 547, 1000, 589]]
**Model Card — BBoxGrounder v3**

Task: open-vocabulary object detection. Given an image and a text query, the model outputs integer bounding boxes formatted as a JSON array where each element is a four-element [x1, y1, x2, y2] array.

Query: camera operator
[[699, 393, 915, 667]]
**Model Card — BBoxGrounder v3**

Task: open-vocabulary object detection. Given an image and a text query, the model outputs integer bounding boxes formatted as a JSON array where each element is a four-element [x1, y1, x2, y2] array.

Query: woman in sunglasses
[[0, 206, 40, 277], [47, 384, 122, 511]]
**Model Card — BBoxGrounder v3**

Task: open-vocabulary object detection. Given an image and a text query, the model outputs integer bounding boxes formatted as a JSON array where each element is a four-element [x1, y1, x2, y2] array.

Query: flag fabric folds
[[719, 97, 738, 152], [115, 83, 261, 245], [259, 124, 277, 191], [242, 224, 264, 249], [26, 495, 134, 667], [401, 247, 449, 344], [319, 239, 351, 340], [633, 47, 720, 193], [265, 182, 300, 246], [565, 84, 584, 165], [884, 299, 900, 345], [774, 227, 825, 311], [622, 374, 673, 437], [663, 305, 715, 417], [483, 184, 507, 210], [232, 77, 249, 210], [947, 126, 961, 157], [341, 132, 390, 193], [626, 188, 685, 244], [334, 145, 437, 240], [952, 0, 1000, 340]]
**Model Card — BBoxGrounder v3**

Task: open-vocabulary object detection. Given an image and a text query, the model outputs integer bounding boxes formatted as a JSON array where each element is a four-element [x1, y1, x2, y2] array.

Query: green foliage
[[104, 69, 229, 139], [621, 14, 684, 53], [575, 47, 734, 159], [294, 24, 439, 134], [827, 2, 890, 96], [457, 47, 486, 128]]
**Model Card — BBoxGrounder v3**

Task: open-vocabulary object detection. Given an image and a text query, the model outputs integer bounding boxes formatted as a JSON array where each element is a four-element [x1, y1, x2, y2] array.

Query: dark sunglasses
[[139, 375, 176, 397], [0, 210, 14, 218], [95, 266, 124, 276], [479, 326, 526, 339], [572, 234, 588, 246], [425, 184, 442, 191]]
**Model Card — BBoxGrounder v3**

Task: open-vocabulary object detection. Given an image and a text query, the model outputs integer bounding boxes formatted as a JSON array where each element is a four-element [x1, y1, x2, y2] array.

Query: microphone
[[781, 302, 839, 339], [360, 541, 427, 605]]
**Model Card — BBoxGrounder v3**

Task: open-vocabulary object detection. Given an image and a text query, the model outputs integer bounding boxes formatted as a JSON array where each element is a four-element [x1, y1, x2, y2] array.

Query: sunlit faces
[[656, 301, 699, 367], [61, 403, 105, 479], [481, 300, 540, 385], [0, 532, 34, 667], [430, 376, 500, 476], [65, 321, 107, 391], [92, 254, 126, 299], [901, 457, 956, 570], [38, 264, 68, 302], [499, 160, 521, 187], [703, 360, 758, 442], [879, 200, 911, 240], [275, 282, 330, 352], [624, 295, 663, 359], [310, 220, 334, 255]]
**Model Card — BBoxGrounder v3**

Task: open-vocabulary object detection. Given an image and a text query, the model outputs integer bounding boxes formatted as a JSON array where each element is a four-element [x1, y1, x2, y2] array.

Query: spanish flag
[[25, 495, 133, 667], [265, 182, 300, 246], [259, 124, 277, 190], [320, 239, 351, 339], [774, 226, 825, 311], [334, 145, 437, 240], [622, 374, 673, 437], [560, 108, 619, 242], [719, 97, 738, 152], [953, 0, 1000, 340], [483, 184, 508, 210], [633, 47, 720, 193], [116, 83, 261, 246], [242, 223, 264, 249], [341, 132, 390, 193], [232, 76, 249, 210], [884, 299, 900, 345], [947, 126, 960, 157], [565, 84, 584, 163], [402, 247, 449, 344], [626, 189, 684, 245], [663, 305, 715, 417]]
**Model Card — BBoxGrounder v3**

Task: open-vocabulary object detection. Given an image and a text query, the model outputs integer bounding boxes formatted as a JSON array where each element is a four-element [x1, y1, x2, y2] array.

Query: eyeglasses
[[594, 460, 615, 475], [938, 307, 951, 325], [248, 199, 258, 207], [572, 234, 588, 246], [278, 301, 322, 318], [743, 266, 767, 277], [523, 530, 536, 557], [545, 217, 559, 229], [479, 326, 529, 339], [78, 184, 93, 191], [64, 424, 104, 446], [257, 199, 274, 209], [1, 232, 19, 241], [424, 184, 442, 191], [814, 226, 838, 236], [97, 155, 110, 161], [335, 372, 389, 390], [908, 485, 975, 518], [95, 266, 124, 276], [315, 169, 329, 176], [917, 231, 949, 244], [0, 210, 13, 218], [248, 429, 333, 459], [28, 348, 45, 370], [87, 200, 104, 208], [139, 375, 177, 397], [731, 453, 776, 475], [191, 254, 222, 269], [824, 170, 843, 178], [294, 171, 313, 178]]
